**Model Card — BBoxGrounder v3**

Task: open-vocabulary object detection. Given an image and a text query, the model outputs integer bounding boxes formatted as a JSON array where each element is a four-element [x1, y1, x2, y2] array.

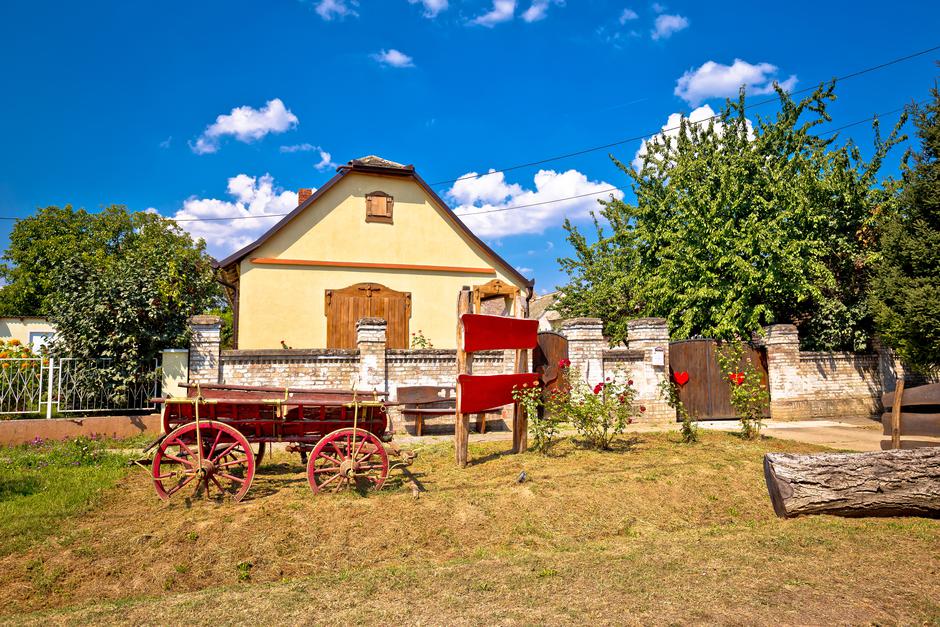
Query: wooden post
[[454, 289, 472, 467], [512, 294, 528, 453], [891, 377, 905, 450]]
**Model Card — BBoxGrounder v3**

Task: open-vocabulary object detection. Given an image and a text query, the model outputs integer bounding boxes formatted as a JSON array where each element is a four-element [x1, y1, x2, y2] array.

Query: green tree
[[1, 206, 220, 400], [557, 83, 905, 351], [0, 206, 134, 316], [870, 84, 940, 374]]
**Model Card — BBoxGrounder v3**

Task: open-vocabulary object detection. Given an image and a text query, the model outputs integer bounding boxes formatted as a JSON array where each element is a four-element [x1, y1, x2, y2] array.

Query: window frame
[[365, 190, 394, 224]]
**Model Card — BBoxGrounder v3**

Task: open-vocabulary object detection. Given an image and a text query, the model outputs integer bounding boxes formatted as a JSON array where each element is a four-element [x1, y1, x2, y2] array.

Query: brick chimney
[[298, 188, 313, 205]]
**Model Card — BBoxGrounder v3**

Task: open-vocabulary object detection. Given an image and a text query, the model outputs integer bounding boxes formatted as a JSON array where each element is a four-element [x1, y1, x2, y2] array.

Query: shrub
[[659, 376, 698, 443], [550, 362, 642, 450], [512, 380, 561, 453], [716, 338, 770, 440]]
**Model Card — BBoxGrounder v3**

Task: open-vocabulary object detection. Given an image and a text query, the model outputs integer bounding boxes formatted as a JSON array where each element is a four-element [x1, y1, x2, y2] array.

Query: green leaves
[[557, 84, 906, 350], [870, 86, 940, 374]]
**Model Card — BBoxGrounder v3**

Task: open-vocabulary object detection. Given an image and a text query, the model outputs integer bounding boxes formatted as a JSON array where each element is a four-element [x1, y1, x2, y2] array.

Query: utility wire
[[428, 43, 940, 187], [0, 99, 916, 225], [0, 45, 935, 226]]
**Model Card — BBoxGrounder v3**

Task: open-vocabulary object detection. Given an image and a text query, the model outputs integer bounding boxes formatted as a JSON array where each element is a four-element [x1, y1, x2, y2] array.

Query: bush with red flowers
[[544, 363, 641, 450]]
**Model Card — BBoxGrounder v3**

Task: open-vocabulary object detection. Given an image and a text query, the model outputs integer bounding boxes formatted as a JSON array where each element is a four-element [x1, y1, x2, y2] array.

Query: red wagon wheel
[[152, 421, 255, 502], [307, 428, 389, 494]]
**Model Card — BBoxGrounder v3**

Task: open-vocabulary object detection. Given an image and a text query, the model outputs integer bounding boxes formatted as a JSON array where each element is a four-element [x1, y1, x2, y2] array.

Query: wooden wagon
[[149, 383, 414, 502]]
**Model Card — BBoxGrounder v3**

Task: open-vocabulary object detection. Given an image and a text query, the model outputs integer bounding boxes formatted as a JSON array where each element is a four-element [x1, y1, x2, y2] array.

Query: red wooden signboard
[[461, 314, 538, 352], [458, 373, 541, 414]]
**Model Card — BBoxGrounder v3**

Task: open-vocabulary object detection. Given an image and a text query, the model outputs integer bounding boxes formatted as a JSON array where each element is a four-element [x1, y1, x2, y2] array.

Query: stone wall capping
[[189, 315, 222, 325]]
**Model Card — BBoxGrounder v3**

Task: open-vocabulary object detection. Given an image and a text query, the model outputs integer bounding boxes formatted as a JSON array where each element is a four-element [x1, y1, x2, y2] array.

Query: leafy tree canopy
[[0, 206, 220, 388], [557, 83, 906, 351], [870, 82, 940, 374]]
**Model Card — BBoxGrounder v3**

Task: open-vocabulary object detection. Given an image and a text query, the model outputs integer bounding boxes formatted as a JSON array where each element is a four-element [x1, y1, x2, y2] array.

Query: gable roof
[[215, 156, 534, 290]]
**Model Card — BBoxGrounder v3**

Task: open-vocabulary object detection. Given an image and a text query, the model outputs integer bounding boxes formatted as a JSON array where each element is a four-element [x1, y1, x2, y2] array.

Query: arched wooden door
[[325, 283, 411, 349]]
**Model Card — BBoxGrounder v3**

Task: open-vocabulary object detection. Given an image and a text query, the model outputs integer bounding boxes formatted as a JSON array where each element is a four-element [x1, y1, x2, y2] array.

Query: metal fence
[[0, 358, 45, 414], [0, 356, 159, 417]]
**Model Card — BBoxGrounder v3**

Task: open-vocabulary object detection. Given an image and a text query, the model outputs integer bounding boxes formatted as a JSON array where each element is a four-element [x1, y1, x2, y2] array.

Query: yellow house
[[216, 156, 534, 350], [0, 316, 55, 349]]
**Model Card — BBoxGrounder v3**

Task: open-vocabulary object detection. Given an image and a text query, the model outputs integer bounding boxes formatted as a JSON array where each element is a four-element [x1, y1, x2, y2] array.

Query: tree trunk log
[[763, 448, 940, 518]]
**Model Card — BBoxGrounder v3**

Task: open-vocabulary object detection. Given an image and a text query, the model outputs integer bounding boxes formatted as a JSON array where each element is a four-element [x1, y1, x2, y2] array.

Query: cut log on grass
[[763, 448, 940, 519]]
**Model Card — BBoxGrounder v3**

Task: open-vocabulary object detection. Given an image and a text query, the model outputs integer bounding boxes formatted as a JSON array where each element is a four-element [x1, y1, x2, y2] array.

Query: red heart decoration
[[672, 371, 689, 386], [728, 372, 745, 385]]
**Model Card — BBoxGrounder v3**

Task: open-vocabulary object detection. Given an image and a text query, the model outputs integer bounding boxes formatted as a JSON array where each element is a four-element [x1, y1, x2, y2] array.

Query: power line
[[428, 43, 940, 188], [0, 46, 935, 226], [451, 100, 919, 219], [0, 99, 917, 226]]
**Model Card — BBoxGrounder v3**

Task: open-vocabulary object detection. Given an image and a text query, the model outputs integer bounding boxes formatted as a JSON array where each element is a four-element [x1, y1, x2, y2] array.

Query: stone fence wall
[[184, 315, 914, 431], [762, 324, 893, 420]]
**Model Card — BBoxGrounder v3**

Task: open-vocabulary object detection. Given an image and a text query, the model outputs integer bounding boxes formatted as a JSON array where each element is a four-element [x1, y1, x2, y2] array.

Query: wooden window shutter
[[366, 191, 393, 223]]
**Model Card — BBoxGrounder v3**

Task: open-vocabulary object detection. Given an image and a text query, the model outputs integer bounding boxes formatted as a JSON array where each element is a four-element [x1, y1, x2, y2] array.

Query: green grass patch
[[0, 436, 131, 556]]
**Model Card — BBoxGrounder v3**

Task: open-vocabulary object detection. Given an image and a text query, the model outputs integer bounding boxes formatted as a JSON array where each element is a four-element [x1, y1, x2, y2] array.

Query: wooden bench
[[881, 380, 940, 449], [398, 385, 489, 436]]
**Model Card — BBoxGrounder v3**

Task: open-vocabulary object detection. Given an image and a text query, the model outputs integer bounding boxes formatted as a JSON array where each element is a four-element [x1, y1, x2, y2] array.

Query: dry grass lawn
[[0, 431, 938, 625]]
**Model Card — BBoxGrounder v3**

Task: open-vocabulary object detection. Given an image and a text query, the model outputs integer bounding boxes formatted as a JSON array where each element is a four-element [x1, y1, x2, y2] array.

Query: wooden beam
[[891, 377, 905, 450], [454, 289, 472, 468], [250, 257, 497, 275]]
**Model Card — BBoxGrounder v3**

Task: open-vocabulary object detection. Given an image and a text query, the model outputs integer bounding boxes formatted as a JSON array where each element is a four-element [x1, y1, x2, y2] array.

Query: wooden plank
[[512, 296, 528, 454], [461, 314, 538, 352], [458, 373, 541, 414], [251, 257, 497, 275], [454, 289, 472, 468], [881, 412, 940, 437], [891, 378, 905, 449], [883, 381, 940, 408]]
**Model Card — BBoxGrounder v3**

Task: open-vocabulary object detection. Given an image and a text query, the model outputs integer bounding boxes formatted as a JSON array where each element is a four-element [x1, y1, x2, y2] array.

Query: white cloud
[[159, 136, 172, 149], [619, 8, 638, 23], [651, 13, 688, 40], [280, 143, 317, 153], [651, 2, 666, 12], [675, 59, 798, 106], [171, 174, 300, 258], [633, 104, 755, 172], [314, 0, 358, 20], [521, 0, 552, 22], [191, 99, 299, 155], [515, 266, 534, 275], [372, 48, 415, 68], [471, 0, 516, 26], [314, 150, 338, 171], [447, 169, 623, 238], [408, 0, 448, 17]]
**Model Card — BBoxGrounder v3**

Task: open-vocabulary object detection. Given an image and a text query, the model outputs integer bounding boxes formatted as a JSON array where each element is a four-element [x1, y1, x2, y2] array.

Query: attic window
[[365, 191, 393, 224]]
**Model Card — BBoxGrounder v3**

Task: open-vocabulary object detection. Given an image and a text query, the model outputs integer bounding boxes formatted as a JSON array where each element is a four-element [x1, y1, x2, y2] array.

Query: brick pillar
[[356, 317, 387, 394], [626, 317, 674, 423], [561, 318, 605, 387], [189, 315, 222, 385], [763, 324, 801, 420]]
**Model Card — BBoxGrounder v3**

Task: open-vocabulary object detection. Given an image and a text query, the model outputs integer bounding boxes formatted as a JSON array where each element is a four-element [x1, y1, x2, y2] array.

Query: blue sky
[[1, 0, 938, 294]]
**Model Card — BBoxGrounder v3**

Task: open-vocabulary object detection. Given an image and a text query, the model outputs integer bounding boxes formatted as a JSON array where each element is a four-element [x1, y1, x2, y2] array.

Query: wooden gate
[[325, 283, 411, 349], [532, 331, 569, 392], [668, 339, 769, 420]]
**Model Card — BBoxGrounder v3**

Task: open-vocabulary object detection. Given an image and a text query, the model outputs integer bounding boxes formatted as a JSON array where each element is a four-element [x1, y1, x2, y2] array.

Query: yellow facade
[[0, 317, 55, 348], [236, 171, 528, 349]]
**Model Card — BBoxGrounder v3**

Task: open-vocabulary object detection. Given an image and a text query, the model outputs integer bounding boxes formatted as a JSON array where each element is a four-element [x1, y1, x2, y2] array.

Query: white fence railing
[[0, 356, 159, 417]]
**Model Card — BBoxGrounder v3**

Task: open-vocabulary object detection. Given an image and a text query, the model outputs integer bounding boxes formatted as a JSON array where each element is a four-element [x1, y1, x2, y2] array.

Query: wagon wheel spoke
[[166, 472, 199, 497], [164, 452, 197, 466], [217, 472, 246, 484], [210, 429, 223, 456], [209, 474, 226, 494], [318, 453, 343, 466], [216, 457, 250, 469], [210, 441, 240, 463]]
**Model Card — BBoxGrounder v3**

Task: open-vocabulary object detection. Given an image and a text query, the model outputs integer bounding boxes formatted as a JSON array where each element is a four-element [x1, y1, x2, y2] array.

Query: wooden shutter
[[325, 283, 411, 348], [365, 191, 393, 223]]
